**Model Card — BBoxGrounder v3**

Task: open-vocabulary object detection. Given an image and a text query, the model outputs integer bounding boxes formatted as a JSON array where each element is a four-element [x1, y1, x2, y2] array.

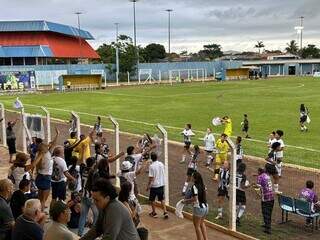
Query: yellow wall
[[226, 69, 249, 78], [63, 75, 101, 88]]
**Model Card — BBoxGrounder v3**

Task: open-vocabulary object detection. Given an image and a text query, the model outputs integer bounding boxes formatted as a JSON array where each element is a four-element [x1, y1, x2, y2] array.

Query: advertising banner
[[0, 71, 35, 90]]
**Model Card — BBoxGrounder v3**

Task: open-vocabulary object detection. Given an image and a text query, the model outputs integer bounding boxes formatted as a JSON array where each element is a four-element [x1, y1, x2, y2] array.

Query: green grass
[[1, 76, 320, 168]]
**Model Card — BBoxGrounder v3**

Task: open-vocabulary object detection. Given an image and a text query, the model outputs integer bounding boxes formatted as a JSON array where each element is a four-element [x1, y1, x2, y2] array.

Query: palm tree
[[255, 41, 265, 54], [285, 40, 299, 55]]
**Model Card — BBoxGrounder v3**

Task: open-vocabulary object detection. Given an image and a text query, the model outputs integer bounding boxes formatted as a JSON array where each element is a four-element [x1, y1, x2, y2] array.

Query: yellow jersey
[[75, 136, 91, 164], [224, 118, 232, 137], [215, 139, 229, 162]]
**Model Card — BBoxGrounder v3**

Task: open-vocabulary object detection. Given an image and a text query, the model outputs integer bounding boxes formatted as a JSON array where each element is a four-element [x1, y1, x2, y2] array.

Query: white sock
[[238, 205, 246, 219], [182, 155, 186, 162], [274, 184, 279, 192], [182, 182, 188, 193]]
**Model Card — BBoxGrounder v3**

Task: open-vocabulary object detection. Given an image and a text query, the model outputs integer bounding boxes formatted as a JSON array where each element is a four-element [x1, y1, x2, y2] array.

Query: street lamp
[[165, 9, 173, 56], [129, 0, 139, 78], [75, 12, 83, 63], [294, 16, 304, 50], [115, 23, 120, 85]]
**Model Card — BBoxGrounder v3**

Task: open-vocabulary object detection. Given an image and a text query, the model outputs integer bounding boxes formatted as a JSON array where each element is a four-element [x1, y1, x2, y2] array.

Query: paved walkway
[[0, 147, 239, 240]]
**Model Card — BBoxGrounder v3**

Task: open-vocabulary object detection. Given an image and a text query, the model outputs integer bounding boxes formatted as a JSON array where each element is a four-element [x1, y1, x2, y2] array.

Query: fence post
[[156, 124, 169, 205], [40, 107, 51, 144], [159, 70, 162, 83], [0, 103, 7, 147], [138, 69, 141, 84], [109, 116, 120, 188], [71, 111, 81, 139], [127, 72, 130, 85], [227, 137, 237, 232]]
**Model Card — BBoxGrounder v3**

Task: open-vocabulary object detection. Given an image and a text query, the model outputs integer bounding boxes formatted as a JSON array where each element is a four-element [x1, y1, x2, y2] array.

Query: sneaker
[[163, 212, 169, 219], [215, 214, 222, 220], [149, 212, 158, 218]]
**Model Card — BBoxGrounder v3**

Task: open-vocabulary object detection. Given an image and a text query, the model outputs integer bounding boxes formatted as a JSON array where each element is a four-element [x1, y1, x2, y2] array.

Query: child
[[203, 128, 215, 167], [265, 142, 281, 193], [182, 145, 200, 195], [221, 116, 232, 137], [273, 130, 285, 178], [181, 124, 195, 163], [215, 161, 230, 220], [267, 131, 275, 153], [236, 136, 244, 167], [213, 134, 229, 180], [241, 114, 250, 138], [93, 116, 103, 143], [236, 163, 249, 226], [67, 191, 82, 230]]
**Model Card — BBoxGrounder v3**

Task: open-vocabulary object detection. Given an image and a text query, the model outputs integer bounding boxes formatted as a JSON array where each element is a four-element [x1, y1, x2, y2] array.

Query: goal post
[[138, 69, 156, 84], [169, 69, 205, 83]]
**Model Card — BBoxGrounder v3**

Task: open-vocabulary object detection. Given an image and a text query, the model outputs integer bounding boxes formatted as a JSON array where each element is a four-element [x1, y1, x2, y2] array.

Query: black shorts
[[265, 163, 278, 176], [205, 150, 213, 154], [51, 181, 67, 200], [242, 126, 249, 132], [7, 139, 16, 155], [184, 142, 191, 149], [187, 168, 197, 177], [218, 187, 228, 197], [300, 115, 307, 123], [149, 186, 164, 202], [236, 189, 246, 205]]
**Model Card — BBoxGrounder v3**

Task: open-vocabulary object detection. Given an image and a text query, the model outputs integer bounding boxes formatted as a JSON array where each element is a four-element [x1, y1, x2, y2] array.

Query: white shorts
[[276, 162, 283, 177]]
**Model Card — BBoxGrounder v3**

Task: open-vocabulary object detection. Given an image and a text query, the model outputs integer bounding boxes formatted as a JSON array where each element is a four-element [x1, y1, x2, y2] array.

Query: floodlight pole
[[0, 103, 6, 147], [115, 23, 120, 86], [109, 115, 120, 188], [227, 137, 237, 232], [129, 0, 140, 80], [299, 16, 304, 50], [40, 107, 51, 144], [166, 9, 173, 56], [156, 124, 169, 205], [75, 12, 83, 63]]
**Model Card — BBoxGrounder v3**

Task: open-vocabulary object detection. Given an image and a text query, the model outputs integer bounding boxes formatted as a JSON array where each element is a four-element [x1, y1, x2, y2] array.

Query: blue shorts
[[35, 174, 51, 191], [193, 205, 209, 218], [51, 181, 67, 200]]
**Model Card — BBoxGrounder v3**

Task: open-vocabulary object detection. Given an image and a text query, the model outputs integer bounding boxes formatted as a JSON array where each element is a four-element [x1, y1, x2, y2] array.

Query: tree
[[95, 43, 114, 63], [140, 43, 166, 62], [198, 43, 223, 60], [300, 44, 320, 59], [255, 41, 265, 54], [285, 40, 299, 55]]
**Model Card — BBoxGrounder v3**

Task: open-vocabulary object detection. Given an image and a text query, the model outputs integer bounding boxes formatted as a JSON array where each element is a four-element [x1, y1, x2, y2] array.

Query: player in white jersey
[[236, 163, 250, 226], [180, 124, 195, 163], [203, 128, 215, 166], [182, 145, 200, 195], [269, 130, 285, 177]]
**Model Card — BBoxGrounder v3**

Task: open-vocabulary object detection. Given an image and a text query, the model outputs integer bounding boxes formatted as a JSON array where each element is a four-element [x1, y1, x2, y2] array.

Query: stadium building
[[0, 20, 99, 66]]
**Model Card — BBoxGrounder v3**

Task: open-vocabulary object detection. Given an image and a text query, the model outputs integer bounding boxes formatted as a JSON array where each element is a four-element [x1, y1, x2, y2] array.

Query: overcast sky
[[1, 0, 320, 53]]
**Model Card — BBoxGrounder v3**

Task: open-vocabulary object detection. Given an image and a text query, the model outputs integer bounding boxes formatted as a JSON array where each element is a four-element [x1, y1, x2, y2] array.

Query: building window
[[25, 57, 36, 65], [12, 57, 24, 65], [0, 58, 11, 66]]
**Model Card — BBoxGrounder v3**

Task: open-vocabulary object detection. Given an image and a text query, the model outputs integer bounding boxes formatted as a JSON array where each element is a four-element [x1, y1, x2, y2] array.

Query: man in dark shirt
[[0, 179, 14, 240], [10, 179, 30, 219], [11, 199, 46, 240]]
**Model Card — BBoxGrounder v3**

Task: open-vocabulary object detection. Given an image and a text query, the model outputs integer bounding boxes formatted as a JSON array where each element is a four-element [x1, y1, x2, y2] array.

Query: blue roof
[[0, 20, 94, 40], [0, 46, 54, 57]]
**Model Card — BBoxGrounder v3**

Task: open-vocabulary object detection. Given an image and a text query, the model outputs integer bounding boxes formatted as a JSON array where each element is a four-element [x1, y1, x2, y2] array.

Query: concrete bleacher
[[0, 147, 242, 240]]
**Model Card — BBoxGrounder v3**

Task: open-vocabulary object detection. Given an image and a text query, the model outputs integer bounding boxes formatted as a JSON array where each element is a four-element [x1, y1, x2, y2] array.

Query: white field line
[[17, 103, 320, 154]]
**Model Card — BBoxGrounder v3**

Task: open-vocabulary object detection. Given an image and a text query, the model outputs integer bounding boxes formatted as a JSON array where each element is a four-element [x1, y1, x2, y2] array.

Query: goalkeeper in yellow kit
[[213, 133, 229, 180]]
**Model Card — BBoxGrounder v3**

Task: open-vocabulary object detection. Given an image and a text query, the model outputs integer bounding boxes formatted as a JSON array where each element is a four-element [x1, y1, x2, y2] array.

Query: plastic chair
[[294, 198, 320, 230], [278, 195, 295, 223]]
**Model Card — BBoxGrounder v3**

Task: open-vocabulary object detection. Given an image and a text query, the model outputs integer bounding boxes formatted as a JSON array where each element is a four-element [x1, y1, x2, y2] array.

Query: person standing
[[265, 142, 281, 194], [213, 134, 229, 180], [235, 136, 244, 167], [6, 119, 18, 163], [147, 152, 168, 219], [180, 124, 195, 163], [255, 168, 274, 235], [241, 114, 250, 138], [182, 145, 200, 195], [10, 179, 30, 220], [215, 161, 230, 220], [203, 128, 215, 167], [0, 179, 14, 240], [299, 104, 309, 132], [236, 163, 249, 226], [221, 116, 232, 137], [272, 130, 285, 180], [183, 172, 208, 240]]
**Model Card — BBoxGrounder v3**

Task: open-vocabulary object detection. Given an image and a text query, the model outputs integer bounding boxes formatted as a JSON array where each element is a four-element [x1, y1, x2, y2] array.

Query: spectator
[[67, 156, 81, 192], [80, 179, 140, 240], [11, 199, 46, 240], [67, 192, 81, 230], [203, 128, 215, 167], [51, 146, 76, 203], [255, 168, 274, 235], [74, 131, 94, 165], [147, 152, 168, 219], [10, 179, 30, 219], [32, 128, 59, 210], [78, 157, 98, 237], [27, 137, 42, 163], [183, 172, 208, 240], [8, 153, 31, 191], [0, 179, 14, 240], [44, 201, 74, 240], [6, 119, 18, 163]]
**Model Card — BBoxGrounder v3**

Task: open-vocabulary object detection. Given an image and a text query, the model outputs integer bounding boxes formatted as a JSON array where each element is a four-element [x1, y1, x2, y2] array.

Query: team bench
[[278, 195, 320, 230]]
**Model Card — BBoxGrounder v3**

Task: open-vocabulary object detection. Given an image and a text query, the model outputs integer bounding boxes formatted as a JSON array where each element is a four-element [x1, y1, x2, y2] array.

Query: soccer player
[[235, 136, 243, 167], [213, 134, 229, 180], [203, 128, 215, 166], [182, 145, 200, 195], [271, 130, 285, 178], [215, 161, 230, 220], [265, 142, 281, 193], [221, 116, 232, 137], [299, 104, 309, 132], [93, 116, 103, 143], [236, 163, 249, 226], [180, 124, 195, 163], [241, 114, 250, 138], [267, 131, 276, 153]]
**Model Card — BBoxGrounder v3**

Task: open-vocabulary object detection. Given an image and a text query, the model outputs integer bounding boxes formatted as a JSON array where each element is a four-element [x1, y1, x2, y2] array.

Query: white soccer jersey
[[204, 133, 215, 151]]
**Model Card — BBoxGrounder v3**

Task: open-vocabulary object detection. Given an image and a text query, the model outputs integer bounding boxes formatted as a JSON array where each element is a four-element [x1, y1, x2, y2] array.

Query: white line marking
[[21, 103, 320, 153]]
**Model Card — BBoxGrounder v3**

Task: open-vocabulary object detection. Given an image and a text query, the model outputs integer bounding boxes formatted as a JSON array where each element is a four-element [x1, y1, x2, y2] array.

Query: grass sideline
[[0, 76, 319, 169]]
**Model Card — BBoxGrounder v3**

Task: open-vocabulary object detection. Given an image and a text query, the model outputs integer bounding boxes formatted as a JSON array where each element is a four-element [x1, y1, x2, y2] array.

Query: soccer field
[[1, 76, 319, 169]]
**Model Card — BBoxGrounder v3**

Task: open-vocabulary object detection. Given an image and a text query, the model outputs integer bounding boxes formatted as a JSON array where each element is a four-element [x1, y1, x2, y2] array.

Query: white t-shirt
[[270, 138, 285, 158], [38, 151, 53, 175], [182, 129, 195, 143], [120, 171, 136, 200], [68, 165, 82, 192], [149, 161, 165, 188], [10, 167, 31, 190], [204, 133, 215, 151], [131, 154, 143, 171], [51, 156, 68, 182]]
